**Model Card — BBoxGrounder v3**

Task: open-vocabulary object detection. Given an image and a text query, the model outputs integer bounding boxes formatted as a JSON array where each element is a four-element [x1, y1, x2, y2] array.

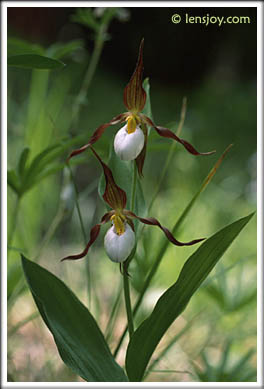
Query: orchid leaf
[[21, 255, 128, 382], [125, 213, 254, 381], [8, 54, 65, 70]]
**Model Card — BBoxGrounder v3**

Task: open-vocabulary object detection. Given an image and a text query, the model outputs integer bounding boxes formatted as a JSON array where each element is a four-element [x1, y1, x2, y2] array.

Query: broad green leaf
[[125, 213, 254, 381], [46, 39, 84, 60], [21, 255, 128, 382], [18, 147, 30, 178], [23, 144, 62, 186], [8, 54, 65, 70], [7, 169, 20, 194], [7, 38, 44, 56]]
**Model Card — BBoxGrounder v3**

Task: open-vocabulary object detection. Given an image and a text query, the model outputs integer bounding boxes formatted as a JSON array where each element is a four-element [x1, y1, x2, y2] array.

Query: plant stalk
[[68, 165, 91, 308], [8, 196, 21, 255], [71, 17, 110, 129], [123, 266, 134, 338]]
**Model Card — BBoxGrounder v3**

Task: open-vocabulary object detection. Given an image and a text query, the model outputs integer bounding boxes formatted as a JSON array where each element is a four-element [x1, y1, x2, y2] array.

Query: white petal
[[114, 124, 144, 161], [104, 224, 135, 263]]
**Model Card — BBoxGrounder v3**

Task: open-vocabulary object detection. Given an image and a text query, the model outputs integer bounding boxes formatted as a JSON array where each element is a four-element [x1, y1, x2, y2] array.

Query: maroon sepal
[[90, 147, 127, 210], [124, 210, 205, 247], [143, 115, 216, 156], [67, 113, 126, 162], [61, 212, 112, 262], [123, 39, 146, 113]]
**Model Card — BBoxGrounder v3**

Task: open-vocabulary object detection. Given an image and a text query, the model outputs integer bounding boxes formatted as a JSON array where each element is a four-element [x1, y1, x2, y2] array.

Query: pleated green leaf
[[8, 54, 65, 69], [21, 256, 128, 382], [125, 213, 254, 381]]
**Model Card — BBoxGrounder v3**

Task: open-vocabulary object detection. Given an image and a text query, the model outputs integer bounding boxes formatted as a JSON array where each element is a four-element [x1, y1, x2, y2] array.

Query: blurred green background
[[7, 6, 257, 382]]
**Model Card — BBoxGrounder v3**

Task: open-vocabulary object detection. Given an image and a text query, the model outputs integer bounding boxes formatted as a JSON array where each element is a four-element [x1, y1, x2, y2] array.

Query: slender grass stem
[[147, 97, 187, 213], [8, 312, 39, 336], [105, 281, 123, 342], [123, 265, 134, 338], [8, 196, 21, 254], [121, 161, 138, 341], [130, 161, 137, 211], [71, 16, 111, 129], [68, 165, 92, 308]]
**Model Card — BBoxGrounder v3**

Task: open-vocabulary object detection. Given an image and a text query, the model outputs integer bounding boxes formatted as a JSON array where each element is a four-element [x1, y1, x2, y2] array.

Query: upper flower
[[67, 39, 216, 176], [61, 147, 205, 264]]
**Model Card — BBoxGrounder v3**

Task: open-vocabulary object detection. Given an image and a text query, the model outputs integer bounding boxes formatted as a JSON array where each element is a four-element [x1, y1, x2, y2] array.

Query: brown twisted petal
[[90, 147, 127, 210], [67, 113, 127, 162], [143, 115, 216, 156], [60, 212, 113, 262], [124, 210, 205, 247], [123, 38, 146, 113]]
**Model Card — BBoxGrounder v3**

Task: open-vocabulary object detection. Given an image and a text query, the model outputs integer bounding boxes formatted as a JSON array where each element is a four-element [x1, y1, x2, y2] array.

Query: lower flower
[[61, 147, 205, 266], [104, 223, 135, 263]]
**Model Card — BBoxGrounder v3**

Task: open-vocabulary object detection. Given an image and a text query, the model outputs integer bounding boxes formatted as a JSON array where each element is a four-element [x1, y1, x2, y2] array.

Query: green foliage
[[8, 54, 65, 70], [21, 255, 128, 382], [192, 341, 256, 382], [125, 213, 254, 381]]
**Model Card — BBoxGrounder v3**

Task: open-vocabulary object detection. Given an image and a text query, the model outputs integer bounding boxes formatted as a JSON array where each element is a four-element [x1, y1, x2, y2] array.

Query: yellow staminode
[[111, 214, 126, 235], [126, 115, 137, 134]]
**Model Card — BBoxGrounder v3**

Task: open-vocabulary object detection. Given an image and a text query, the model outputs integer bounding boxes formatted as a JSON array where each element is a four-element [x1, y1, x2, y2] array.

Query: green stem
[[105, 281, 123, 342], [68, 165, 91, 308], [71, 18, 110, 129], [8, 196, 21, 254], [130, 161, 137, 211], [147, 97, 187, 213], [122, 161, 138, 341], [9, 312, 39, 336], [123, 265, 134, 338]]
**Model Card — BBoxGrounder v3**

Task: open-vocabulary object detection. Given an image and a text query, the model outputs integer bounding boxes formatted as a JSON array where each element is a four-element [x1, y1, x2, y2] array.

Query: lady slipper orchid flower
[[61, 147, 205, 264], [67, 39, 216, 176]]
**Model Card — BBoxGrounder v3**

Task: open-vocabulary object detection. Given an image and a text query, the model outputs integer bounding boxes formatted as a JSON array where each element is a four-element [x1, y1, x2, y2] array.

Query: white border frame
[[2, 1, 263, 388]]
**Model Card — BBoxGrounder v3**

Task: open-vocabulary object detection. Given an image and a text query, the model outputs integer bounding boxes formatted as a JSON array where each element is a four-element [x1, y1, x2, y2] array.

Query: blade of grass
[[8, 311, 39, 336], [68, 165, 92, 309], [147, 97, 187, 213]]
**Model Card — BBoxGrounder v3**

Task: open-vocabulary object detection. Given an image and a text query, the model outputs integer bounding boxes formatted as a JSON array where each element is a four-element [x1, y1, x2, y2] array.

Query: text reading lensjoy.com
[[171, 13, 251, 26]]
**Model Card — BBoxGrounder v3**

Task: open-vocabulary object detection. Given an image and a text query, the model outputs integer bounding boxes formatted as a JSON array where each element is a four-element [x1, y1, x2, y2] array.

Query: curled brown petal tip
[[143, 115, 216, 156], [60, 212, 111, 262], [124, 211, 205, 247], [67, 143, 90, 163], [90, 147, 127, 210], [66, 114, 126, 162], [123, 38, 146, 113]]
